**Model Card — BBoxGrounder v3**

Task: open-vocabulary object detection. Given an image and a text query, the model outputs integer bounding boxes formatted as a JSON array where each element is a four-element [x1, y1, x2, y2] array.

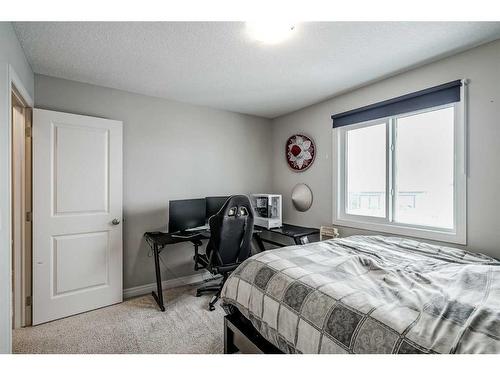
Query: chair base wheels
[[196, 273, 229, 311]]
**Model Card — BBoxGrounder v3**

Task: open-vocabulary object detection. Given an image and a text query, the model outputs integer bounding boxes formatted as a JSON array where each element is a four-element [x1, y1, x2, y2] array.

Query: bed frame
[[224, 310, 283, 354]]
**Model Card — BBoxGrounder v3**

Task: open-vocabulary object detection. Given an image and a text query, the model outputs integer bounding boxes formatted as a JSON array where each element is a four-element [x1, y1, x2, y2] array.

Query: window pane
[[395, 106, 454, 228], [346, 123, 386, 217]]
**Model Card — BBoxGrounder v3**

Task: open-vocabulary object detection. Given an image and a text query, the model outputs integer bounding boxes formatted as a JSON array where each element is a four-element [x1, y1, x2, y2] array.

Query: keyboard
[[171, 231, 201, 239], [185, 224, 209, 232]]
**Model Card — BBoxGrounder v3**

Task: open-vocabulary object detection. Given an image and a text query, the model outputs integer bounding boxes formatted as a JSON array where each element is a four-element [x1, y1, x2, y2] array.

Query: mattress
[[221, 235, 500, 353]]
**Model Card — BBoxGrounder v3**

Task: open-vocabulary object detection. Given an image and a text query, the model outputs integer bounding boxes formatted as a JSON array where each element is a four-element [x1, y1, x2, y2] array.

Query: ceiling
[[13, 22, 500, 118]]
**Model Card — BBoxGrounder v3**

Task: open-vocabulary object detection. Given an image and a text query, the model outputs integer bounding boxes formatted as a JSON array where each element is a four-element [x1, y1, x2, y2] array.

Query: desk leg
[[253, 233, 266, 252], [193, 240, 202, 271], [151, 244, 165, 312]]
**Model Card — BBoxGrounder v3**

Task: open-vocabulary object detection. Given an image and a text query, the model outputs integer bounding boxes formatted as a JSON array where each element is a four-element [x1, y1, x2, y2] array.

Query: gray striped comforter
[[221, 235, 500, 353]]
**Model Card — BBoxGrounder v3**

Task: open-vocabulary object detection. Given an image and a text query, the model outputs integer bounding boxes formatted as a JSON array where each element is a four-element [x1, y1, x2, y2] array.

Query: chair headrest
[[215, 195, 253, 219]]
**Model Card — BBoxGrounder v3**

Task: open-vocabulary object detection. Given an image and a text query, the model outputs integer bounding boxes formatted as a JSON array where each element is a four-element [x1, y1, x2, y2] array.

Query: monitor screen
[[206, 196, 230, 220], [168, 198, 206, 233]]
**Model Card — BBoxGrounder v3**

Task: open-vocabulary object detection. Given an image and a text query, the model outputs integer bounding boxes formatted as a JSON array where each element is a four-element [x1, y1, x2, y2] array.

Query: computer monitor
[[168, 198, 206, 233], [206, 196, 230, 221]]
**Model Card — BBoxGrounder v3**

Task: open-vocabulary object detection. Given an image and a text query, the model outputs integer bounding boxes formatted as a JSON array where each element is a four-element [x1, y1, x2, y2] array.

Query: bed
[[220, 235, 500, 354]]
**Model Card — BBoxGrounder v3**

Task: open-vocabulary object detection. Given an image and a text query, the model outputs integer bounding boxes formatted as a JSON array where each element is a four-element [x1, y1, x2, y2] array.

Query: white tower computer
[[251, 194, 282, 229]]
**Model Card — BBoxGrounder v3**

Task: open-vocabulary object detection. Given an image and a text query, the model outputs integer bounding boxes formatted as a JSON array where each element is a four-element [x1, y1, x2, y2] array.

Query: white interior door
[[33, 109, 123, 325]]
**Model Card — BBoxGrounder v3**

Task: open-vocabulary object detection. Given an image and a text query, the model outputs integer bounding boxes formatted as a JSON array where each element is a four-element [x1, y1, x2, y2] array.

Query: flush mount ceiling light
[[246, 21, 295, 44]]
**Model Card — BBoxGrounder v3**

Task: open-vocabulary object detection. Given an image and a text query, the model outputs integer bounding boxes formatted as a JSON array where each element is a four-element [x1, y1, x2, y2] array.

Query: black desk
[[253, 223, 319, 251], [144, 231, 209, 311], [143, 223, 319, 311]]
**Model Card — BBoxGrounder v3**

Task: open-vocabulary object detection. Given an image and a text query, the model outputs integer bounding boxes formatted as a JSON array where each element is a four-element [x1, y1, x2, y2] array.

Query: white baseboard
[[123, 271, 216, 300]]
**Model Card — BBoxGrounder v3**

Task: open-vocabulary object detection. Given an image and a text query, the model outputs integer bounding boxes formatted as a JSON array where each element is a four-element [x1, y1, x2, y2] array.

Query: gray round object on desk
[[291, 183, 313, 212]]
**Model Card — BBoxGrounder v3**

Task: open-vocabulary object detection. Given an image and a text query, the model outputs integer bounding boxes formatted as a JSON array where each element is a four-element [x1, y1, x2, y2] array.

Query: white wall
[[271, 39, 500, 258], [0, 22, 34, 353], [34, 74, 273, 290]]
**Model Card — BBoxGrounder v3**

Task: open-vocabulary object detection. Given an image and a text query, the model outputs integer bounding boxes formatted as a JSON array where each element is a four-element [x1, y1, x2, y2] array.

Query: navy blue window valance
[[331, 80, 462, 128]]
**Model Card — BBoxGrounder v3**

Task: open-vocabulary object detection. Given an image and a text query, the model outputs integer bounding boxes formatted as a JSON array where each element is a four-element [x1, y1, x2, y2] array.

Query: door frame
[[4, 65, 34, 352], [11, 86, 33, 328]]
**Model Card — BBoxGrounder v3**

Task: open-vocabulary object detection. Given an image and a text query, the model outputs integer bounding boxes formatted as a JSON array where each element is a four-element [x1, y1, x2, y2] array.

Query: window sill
[[333, 217, 466, 245]]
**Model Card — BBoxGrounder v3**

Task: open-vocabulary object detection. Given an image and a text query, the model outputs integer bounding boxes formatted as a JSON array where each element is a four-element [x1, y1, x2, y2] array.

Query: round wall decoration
[[291, 183, 313, 212], [286, 134, 316, 172]]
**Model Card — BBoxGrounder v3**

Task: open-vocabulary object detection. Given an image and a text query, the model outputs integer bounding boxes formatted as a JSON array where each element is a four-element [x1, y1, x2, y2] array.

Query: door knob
[[112, 218, 121, 225]]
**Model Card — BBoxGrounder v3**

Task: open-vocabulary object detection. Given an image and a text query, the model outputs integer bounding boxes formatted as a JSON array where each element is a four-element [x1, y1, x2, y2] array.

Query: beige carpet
[[13, 285, 225, 354]]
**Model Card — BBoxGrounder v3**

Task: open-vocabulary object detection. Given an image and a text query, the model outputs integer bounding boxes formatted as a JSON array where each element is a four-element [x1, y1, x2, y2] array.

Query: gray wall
[[271, 39, 500, 259], [0, 22, 34, 353], [34, 74, 273, 290], [29, 36, 500, 299]]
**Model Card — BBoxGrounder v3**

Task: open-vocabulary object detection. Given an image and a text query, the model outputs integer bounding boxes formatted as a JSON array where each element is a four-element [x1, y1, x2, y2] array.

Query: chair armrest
[[213, 263, 241, 274]]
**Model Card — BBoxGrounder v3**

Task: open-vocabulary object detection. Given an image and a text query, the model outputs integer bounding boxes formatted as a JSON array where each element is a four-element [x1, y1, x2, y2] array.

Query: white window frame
[[333, 83, 467, 245]]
